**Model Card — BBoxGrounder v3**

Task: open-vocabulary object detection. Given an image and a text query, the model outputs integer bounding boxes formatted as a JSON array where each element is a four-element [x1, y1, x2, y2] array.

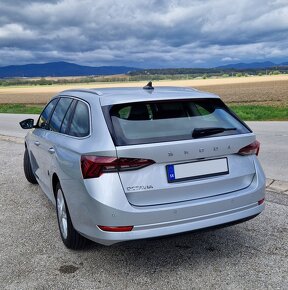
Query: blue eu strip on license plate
[[167, 164, 176, 181]]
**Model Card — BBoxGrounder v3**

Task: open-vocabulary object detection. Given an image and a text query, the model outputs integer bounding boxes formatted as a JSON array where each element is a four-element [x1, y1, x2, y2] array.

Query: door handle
[[48, 147, 55, 154], [34, 141, 40, 146]]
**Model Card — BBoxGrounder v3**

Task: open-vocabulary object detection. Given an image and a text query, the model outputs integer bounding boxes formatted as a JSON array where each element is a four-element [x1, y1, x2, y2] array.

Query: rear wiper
[[192, 127, 237, 138]]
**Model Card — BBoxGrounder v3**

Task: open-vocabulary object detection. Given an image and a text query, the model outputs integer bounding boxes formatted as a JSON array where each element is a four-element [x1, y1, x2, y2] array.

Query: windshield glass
[[105, 99, 250, 146]]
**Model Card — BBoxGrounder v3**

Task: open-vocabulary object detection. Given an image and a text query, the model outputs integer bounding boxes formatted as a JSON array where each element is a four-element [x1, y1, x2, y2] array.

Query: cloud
[[0, 23, 35, 39], [221, 57, 240, 62], [0, 0, 287, 67]]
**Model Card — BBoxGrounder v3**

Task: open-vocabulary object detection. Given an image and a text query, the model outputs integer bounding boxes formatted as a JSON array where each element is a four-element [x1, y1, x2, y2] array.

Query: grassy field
[[229, 105, 288, 121], [0, 75, 287, 120], [0, 104, 43, 114]]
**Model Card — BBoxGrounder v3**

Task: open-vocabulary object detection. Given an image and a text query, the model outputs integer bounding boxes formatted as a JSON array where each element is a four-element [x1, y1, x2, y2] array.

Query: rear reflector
[[98, 225, 133, 232], [238, 140, 260, 156], [258, 198, 265, 205], [81, 156, 155, 179]]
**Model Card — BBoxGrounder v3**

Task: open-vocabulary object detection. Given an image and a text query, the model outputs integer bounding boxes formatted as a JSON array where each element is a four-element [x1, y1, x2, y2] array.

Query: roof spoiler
[[143, 81, 154, 90]]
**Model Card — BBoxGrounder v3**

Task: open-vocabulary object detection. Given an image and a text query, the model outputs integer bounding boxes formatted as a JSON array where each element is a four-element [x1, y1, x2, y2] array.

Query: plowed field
[[0, 75, 287, 105], [196, 80, 288, 106]]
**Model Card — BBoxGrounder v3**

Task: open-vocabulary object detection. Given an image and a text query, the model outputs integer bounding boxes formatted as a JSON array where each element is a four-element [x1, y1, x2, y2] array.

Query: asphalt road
[[0, 140, 288, 289], [0, 113, 36, 138], [0, 113, 287, 182]]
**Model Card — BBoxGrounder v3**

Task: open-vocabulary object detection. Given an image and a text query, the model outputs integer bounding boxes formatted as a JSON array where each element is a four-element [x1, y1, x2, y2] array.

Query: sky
[[0, 0, 288, 68]]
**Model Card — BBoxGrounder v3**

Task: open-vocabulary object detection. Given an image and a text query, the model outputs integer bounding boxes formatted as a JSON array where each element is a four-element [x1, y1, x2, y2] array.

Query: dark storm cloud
[[0, 0, 287, 67]]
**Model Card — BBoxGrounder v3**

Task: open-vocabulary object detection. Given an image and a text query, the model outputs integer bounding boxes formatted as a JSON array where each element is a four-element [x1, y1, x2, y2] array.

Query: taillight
[[81, 156, 155, 179], [238, 140, 260, 156]]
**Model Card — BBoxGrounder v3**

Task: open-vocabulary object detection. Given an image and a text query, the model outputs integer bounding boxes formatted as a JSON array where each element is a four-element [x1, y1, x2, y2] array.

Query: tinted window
[[60, 100, 76, 134], [37, 98, 59, 129], [68, 101, 90, 137], [49, 98, 73, 132], [107, 99, 250, 145]]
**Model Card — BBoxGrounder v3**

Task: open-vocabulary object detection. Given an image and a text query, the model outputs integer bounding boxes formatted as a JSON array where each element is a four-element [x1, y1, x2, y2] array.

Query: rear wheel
[[55, 183, 87, 249], [23, 148, 37, 184]]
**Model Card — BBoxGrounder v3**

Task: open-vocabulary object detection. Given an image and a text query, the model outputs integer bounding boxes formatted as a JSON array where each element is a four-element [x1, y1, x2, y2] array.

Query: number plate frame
[[166, 158, 229, 183]]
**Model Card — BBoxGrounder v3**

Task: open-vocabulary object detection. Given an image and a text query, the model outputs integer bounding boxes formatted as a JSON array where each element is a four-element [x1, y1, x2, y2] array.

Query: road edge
[[266, 178, 288, 195], [0, 134, 24, 144]]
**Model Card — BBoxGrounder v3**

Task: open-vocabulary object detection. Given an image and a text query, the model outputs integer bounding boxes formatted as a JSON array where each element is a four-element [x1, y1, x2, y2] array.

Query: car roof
[[59, 86, 220, 106]]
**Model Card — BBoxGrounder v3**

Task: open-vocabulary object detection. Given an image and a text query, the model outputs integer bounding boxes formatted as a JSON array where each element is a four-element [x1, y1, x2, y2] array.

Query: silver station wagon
[[20, 83, 266, 249]]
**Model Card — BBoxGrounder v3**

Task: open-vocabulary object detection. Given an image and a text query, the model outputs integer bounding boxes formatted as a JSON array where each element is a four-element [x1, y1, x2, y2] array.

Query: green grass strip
[[229, 105, 288, 121], [0, 104, 43, 114]]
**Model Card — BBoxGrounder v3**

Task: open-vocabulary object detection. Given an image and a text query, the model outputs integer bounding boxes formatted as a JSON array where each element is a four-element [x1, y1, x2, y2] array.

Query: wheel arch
[[52, 173, 60, 199]]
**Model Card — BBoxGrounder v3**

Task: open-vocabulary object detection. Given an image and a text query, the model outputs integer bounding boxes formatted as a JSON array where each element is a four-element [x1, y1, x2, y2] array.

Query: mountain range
[[0, 61, 138, 78], [0, 61, 287, 78], [216, 61, 288, 69]]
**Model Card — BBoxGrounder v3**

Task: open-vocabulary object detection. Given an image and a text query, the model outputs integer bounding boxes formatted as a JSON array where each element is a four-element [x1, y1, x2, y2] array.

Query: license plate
[[166, 158, 229, 183]]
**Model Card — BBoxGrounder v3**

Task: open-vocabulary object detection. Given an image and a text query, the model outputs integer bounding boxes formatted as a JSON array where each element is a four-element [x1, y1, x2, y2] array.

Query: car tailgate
[[116, 134, 256, 206]]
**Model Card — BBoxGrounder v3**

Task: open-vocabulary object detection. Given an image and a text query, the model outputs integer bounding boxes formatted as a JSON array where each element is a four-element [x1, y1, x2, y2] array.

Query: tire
[[23, 148, 38, 184], [55, 182, 87, 250]]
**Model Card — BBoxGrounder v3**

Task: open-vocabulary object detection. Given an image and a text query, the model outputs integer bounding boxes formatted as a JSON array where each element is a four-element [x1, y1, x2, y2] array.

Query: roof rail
[[60, 89, 102, 96]]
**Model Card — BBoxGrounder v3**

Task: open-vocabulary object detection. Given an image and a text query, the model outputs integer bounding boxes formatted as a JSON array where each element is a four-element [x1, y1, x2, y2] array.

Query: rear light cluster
[[238, 140, 260, 156], [81, 156, 155, 179]]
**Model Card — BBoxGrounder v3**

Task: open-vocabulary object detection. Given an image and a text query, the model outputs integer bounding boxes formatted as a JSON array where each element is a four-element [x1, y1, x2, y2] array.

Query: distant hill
[[0, 61, 138, 78], [1, 60, 288, 78], [216, 61, 287, 69]]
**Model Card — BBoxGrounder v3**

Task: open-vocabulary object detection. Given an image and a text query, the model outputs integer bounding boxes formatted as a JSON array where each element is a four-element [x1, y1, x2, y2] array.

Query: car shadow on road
[[79, 221, 261, 277]]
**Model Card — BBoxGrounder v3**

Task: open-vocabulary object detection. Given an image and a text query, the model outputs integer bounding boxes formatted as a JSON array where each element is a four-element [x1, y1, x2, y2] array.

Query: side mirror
[[19, 118, 35, 129]]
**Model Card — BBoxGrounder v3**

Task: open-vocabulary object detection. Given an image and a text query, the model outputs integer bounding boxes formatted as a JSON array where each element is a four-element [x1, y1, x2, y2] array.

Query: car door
[[36, 97, 75, 201], [29, 98, 59, 193]]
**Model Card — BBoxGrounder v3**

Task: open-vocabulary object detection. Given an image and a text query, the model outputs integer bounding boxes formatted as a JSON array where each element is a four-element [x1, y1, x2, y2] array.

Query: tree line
[[0, 68, 287, 86]]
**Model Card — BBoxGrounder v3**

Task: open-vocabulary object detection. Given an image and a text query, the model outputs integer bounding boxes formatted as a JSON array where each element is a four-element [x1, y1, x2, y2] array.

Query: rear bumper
[[61, 164, 266, 245], [83, 202, 264, 246]]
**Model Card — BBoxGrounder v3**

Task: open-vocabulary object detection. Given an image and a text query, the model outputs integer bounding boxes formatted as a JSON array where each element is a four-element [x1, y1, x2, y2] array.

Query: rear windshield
[[104, 99, 250, 146]]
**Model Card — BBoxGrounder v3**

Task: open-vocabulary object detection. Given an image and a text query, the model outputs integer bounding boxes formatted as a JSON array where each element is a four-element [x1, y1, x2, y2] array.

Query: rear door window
[[68, 101, 90, 137], [106, 99, 250, 145], [49, 98, 73, 132]]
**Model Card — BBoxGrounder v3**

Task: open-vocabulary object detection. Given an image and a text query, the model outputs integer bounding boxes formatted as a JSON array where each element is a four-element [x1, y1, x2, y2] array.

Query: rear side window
[[106, 99, 250, 146], [68, 101, 90, 137], [60, 100, 76, 134], [49, 98, 73, 132], [37, 98, 59, 129]]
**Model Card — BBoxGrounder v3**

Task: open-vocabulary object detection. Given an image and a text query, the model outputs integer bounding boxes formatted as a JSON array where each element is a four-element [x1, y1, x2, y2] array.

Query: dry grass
[[0, 75, 287, 105]]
